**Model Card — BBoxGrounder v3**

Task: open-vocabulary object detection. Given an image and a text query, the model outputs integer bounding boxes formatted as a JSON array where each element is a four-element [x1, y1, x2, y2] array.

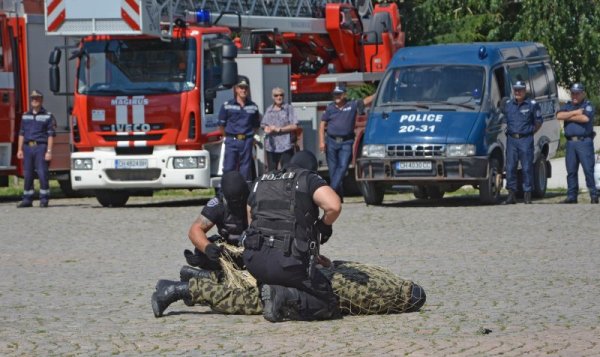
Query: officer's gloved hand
[[316, 218, 333, 245], [204, 243, 223, 262], [218, 228, 230, 240], [184, 248, 203, 267]]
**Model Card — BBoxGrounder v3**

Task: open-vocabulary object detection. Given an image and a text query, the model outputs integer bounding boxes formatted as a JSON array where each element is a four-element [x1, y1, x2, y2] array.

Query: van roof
[[390, 42, 549, 67]]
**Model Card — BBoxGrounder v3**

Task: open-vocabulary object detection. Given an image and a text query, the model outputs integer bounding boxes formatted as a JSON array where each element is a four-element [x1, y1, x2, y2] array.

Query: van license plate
[[116, 159, 148, 169], [396, 161, 432, 171]]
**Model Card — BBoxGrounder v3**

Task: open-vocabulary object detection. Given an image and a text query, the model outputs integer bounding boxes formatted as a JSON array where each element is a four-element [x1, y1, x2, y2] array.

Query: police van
[[356, 42, 560, 204]]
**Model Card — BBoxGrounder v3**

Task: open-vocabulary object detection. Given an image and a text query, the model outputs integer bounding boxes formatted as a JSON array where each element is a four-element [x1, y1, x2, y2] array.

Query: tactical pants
[[505, 135, 534, 192], [187, 261, 416, 315], [22, 144, 50, 204], [243, 244, 339, 321], [565, 139, 598, 200]]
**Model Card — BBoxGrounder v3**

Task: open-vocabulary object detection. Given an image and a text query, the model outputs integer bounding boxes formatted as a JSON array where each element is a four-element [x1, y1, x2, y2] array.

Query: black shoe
[[501, 191, 516, 205], [523, 192, 532, 204], [561, 198, 578, 204], [406, 283, 426, 312], [591, 196, 599, 204], [40, 202, 48, 208], [151, 280, 191, 318], [260, 284, 300, 322], [16, 201, 33, 208], [179, 265, 216, 282]]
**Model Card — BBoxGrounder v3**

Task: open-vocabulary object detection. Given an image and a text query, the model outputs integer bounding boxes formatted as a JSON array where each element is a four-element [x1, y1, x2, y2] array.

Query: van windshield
[[376, 65, 485, 110]]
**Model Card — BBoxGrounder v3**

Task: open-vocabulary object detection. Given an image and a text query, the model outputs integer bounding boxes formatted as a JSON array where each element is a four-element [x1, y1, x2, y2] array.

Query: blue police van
[[356, 42, 560, 204]]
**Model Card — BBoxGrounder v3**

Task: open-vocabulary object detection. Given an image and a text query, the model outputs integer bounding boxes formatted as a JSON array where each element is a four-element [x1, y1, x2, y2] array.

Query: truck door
[[0, 15, 16, 174]]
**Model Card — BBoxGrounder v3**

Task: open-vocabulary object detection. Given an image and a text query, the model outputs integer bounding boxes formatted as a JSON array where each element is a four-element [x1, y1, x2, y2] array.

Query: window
[[529, 63, 549, 98], [545, 63, 558, 96], [507, 64, 529, 90]]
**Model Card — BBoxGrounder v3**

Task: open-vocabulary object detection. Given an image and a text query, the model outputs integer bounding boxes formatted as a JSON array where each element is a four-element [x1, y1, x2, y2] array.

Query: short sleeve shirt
[[261, 103, 299, 153], [321, 99, 364, 137], [503, 98, 543, 135], [19, 107, 57, 142], [201, 196, 227, 229], [218, 98, 261, 136], [559, 99, 595, 137]]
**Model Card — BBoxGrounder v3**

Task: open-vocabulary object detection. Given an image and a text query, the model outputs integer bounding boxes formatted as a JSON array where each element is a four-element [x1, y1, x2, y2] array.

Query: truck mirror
[[221, 61, 238, 88], [49, 65, 60, 93], [49, 48, 62, 65], [222, 43, 237, 59]]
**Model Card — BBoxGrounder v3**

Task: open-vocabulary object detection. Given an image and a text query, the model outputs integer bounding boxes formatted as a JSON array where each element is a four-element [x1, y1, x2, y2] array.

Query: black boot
[[523, 192, 532, 204], [501, 190, 516, 205], [151, 280, 191, 318], [260, 284, 300, 322], [591, 196, 599, 204], [406, 283, 426, 312], [179, 265, 217, 282]]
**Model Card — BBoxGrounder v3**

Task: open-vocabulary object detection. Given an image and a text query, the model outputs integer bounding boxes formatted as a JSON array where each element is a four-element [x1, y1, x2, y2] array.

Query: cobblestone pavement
[[1, 192, 599, 356]]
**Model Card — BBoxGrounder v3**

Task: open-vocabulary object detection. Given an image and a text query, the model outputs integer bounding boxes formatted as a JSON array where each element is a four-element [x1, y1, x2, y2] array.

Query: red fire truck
[[0, 0, 72, 191], [45, 0, 240, 206]]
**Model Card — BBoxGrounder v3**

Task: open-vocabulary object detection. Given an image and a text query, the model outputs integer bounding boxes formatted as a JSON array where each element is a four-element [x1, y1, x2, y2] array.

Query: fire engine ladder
[[195, 0, 373, 34]]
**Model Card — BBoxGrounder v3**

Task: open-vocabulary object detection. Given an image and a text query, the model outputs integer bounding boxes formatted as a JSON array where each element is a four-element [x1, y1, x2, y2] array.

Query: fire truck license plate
[[115, 159, 148, 169], [396, 161, 432, 171]]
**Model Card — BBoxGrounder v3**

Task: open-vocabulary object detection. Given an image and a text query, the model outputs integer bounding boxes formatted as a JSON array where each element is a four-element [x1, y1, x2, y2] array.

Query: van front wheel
[[359, 181, 385, 206], [532, 158, 548, 198], [479, 158, 502, 204]]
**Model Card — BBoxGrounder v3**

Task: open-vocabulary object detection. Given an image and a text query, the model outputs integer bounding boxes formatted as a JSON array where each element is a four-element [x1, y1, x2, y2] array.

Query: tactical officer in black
[[152, 171, 250, 316], [242, 150, 342, 322], [16, 90, 56, 208]]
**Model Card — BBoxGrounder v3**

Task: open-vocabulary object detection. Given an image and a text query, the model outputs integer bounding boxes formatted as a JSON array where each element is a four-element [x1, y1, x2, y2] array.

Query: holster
[[242, 229, 261, 250]]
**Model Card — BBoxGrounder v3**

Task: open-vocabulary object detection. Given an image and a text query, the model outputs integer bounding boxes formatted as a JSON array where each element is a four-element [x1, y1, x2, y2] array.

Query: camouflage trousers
[[188, 260, 416, 315]]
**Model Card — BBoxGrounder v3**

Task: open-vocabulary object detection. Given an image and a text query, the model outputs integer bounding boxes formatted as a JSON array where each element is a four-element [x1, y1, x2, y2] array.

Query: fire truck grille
[[105, 169, 162, 181], [104, 134, 163, 141], [386, 144, 445, 157]]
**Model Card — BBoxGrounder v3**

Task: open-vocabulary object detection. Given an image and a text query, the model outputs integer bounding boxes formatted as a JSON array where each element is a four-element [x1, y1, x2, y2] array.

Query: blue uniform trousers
[[223, 137, 254, 181], [22, 144, 50, 204], [505, 135, 534, 192], [565, 139, 598, 200], [326, 136, 353, 198]]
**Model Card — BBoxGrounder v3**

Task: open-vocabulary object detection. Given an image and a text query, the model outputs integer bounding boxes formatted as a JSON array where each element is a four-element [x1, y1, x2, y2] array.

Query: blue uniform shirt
[[503, 98, 543, 135], [559, 99, 595, 137], [322, 99, 364, 137], [218, 98, 260, 136], [19, 107, 56, 142]]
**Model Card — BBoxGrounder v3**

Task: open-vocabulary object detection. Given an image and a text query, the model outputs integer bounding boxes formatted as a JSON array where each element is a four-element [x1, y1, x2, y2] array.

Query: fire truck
[[0, 0, 72, 192]]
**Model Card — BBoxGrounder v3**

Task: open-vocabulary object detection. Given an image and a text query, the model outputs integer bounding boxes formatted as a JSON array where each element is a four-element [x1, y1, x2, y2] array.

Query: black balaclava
[[221, 171, 249, 211], [289, 150, 318, 172]]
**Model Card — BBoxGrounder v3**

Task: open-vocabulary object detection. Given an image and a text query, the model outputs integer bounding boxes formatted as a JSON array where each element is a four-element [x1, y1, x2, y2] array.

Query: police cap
[[30, 89, 44, 98], [236, 79, 249, 87], [512, 81, 526, 90], [570, 83, 585, 93], [332, 85, 347, 94]]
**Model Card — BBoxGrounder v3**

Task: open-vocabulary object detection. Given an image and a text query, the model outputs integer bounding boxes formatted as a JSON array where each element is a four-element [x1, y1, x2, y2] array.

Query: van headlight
[[72, 158, 93, 170], [173, 156, 206, 169], [362, 144, 386, 158], [446, 144, 476, 157]]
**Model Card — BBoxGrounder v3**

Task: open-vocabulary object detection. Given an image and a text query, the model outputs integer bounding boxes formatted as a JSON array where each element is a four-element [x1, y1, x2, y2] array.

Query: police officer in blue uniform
[[501, 81, 543, 205], [318, 85, 374, 200], [16, 90, 56, 208], [218, 78, 261, 181], [557, 83, 598, 204], [242, 150, 342, 322]]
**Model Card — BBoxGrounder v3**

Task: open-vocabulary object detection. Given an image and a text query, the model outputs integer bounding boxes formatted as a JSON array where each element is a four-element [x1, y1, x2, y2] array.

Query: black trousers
[[265, 149, 294, 171], [243, 243, 339, 320]]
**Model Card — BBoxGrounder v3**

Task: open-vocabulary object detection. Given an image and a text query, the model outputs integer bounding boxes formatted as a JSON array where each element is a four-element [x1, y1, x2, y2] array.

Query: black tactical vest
[[250, 167, 318, 249], [220, 196, 248, 242]]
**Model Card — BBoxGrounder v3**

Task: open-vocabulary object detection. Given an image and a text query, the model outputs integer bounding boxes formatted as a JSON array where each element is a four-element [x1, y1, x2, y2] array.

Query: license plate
[[396, 161, 432, 171], [115, 159, 148, 169]]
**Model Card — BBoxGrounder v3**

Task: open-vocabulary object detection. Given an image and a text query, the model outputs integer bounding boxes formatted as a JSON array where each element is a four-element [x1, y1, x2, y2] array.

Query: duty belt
[[566, 135, 592, 142], [262, 235, 287, 250], [227, 133, 249, 140], [328, 134, 355, 143], [27, 141, 46, 147], [508, 133, 532, 139]]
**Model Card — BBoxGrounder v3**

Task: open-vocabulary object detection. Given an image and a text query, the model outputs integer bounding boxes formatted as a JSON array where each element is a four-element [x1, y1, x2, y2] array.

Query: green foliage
[[347, 83, 377, 100]]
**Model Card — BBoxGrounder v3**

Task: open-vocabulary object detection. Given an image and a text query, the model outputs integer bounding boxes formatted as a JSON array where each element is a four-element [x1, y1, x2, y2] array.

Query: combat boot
[[151, 280, 191, 318], [179, 265, 217, 282], [406, 283, 426, 312], [261, 284, 301, 322], [16, 201, 33, 208], [591, 196, 599, 204], [523, 192, 532, 204], [501, 190, 516, 205]]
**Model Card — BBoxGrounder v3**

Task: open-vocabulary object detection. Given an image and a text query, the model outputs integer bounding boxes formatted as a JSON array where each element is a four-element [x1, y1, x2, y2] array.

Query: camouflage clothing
[[188, 260, 417, 315]]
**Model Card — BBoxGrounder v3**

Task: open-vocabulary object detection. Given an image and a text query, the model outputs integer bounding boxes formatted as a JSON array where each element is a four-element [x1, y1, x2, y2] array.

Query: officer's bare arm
[[17, 135, 24, 158], [318, 121, 326, 152], [188, 214, 216, 252], [246, 204, 253, 225], [313, 185, 341, 225]]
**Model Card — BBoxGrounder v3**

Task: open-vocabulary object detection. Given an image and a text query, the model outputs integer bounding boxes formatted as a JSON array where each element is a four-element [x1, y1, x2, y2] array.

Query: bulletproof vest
[[220, 196, 248, 241], [250, 167, 318, 245]]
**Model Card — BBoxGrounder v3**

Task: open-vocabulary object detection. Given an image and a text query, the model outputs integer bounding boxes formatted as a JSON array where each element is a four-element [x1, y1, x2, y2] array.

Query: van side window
[[493, 67, 508, 98], [529, 63, 549, 98], [545, 63, 558, 96], [490, 71, 501, 108], [507, 64, 529, 89]]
